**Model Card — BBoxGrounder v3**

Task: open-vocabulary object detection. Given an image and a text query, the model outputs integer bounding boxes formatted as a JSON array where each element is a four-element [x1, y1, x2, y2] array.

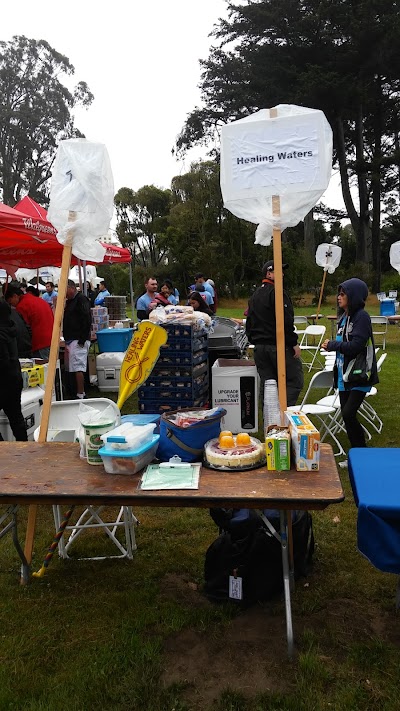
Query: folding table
[[348, 448, 400, 605], [0, 441, 344, 657]]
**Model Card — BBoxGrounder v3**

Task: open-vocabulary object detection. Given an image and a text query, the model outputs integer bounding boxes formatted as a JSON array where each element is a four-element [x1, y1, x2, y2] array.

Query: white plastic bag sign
[[315, 243, 342, 273], [220, 105, 333, 245]]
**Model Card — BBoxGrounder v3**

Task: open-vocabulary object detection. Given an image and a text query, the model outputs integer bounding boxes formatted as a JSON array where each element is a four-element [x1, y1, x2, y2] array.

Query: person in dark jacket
[[245, 260, 304, 407], [0, 299, 28, 440], [322, 278, 378, 455], [63, 280, 91, 399], [10, 308, 32, 358]]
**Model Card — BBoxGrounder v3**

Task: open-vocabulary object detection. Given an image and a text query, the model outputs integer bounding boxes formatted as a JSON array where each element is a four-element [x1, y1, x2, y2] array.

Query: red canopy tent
[[0, 198, 131, 271]]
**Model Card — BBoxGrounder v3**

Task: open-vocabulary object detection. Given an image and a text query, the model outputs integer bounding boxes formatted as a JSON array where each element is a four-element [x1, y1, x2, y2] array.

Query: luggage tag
[[229, 569, 243, 600]]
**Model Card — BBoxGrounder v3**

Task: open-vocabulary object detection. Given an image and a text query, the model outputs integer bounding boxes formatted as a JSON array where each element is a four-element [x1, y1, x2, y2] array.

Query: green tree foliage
[[0, 35, 93, 205], [175, 0, 400, 290], [168, 160, 262, 297], [115, 185, 171, 268]]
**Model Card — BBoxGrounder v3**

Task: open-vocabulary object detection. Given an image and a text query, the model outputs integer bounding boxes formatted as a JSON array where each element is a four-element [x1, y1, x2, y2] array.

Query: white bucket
[[84, 421, 115, 465]]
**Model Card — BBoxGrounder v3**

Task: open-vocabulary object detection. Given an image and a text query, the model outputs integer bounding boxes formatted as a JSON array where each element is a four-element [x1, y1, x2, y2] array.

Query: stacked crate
[[138, 323, 209, 414]]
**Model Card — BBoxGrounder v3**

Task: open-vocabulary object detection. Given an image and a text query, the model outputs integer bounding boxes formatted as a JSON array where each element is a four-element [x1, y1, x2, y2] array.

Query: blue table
[[348, 448, 400, 595]]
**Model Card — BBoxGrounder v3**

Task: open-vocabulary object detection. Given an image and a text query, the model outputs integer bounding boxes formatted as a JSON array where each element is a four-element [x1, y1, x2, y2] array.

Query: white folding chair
[[371, 316, 388, 349], [356, 352, 387, 434], [294, 315, 308, 338], [299, 325, 326, 371], [287, 369, 345, 456], [34, 398, 138, 561]]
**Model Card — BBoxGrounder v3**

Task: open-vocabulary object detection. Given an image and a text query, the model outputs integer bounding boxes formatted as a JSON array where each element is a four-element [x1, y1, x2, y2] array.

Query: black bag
[[204, 509, 314, 606]]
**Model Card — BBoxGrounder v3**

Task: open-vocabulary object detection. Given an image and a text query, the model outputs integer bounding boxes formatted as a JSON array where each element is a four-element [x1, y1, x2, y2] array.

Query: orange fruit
[[219, 435, 235, 448], [219, 430, 233, 440], [236, 432, 251, 446]]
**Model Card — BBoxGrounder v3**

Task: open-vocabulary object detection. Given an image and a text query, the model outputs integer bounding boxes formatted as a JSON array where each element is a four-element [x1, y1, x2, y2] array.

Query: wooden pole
[[21, 213, 74, 583], [315, 269, 327, 320], [268, 107, 287, 416], [272, 198, 287, 416]]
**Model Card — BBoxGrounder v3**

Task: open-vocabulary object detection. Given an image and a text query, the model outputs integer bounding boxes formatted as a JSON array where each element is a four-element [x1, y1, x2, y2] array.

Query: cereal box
[[284, 411, 320, 471]]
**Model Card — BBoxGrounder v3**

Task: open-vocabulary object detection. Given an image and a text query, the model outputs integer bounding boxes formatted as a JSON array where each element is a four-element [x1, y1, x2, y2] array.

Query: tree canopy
[[175, 0, 400, 289], [0, 35, 93, 205]]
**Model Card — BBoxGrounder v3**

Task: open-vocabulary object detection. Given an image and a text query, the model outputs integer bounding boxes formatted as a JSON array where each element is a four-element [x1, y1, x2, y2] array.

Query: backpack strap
[[258, 511, 281, 542], [166, 428, 204, 457]]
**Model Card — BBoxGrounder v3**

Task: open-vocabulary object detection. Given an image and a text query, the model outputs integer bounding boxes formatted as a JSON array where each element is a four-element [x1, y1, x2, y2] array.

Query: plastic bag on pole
[[48, 139, 114, 262], [315, 243, 342, 273], [390, 241, 400, 273], [220, 105, 333, 244]]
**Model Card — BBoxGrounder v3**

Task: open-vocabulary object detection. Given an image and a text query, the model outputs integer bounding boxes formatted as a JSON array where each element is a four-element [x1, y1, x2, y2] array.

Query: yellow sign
[[116, 321, 168, 410]]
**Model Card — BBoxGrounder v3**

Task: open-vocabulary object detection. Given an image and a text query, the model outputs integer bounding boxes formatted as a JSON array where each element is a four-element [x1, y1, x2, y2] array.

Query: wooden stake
[[272, 196, 287, 415], [315, 269, 327, 320], [21, 214, 75, 583]]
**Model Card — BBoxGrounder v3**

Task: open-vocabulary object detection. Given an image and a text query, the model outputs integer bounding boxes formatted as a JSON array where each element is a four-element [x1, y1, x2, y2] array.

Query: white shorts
[[64, 340, 90, 372]]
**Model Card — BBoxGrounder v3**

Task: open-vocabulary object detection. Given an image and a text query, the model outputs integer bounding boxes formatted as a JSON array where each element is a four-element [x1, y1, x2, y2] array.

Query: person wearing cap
[[245, 260, 303, 407]]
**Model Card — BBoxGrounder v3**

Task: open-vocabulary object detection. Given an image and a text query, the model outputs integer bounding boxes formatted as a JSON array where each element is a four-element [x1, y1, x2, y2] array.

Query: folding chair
[[370, 316, 388, 349], [294, 315, 308, 339], [34, 398, 138, 561], [299, 325, 326, 371], [287, 369, 345, 456], [356, 352, 387, 435]]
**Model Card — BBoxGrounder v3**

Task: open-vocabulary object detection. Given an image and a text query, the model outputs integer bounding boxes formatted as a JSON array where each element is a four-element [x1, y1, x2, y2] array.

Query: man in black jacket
[[246, 260, 303, 407], [63, 280, 91, 399]]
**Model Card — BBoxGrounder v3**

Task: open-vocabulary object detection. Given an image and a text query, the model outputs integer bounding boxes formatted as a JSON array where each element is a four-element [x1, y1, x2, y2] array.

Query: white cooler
[[96, 351, 125, 392], [0, 386, 44, 441]]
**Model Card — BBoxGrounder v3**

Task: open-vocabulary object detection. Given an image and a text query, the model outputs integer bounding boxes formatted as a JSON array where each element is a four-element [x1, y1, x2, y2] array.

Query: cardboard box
[[21, 364, 45, 388], [211, 359, 258, 433], [265, 425, 291, 471], [285, 410, 320, 471]]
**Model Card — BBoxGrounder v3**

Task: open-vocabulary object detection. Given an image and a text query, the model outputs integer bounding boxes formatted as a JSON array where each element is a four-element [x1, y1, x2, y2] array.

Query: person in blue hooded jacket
[[322, 278, 378, 455]]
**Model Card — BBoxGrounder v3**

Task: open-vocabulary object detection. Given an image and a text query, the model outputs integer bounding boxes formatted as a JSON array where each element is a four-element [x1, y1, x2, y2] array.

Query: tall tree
[[115, 185, 171, 268], [168, 160, 262, 297], [0, 35, 93, 205], [175, 0, 400, 290]]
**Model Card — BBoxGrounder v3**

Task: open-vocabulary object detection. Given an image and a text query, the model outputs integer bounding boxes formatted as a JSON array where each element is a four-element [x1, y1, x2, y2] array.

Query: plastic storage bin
[[98, 434, 160, 474], [96, 327, 133, 353], [380, 299, 396, 316]]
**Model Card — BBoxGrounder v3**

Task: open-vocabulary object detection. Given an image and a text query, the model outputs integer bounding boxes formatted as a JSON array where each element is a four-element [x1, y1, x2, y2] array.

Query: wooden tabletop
[[0, 442, 344, 511]]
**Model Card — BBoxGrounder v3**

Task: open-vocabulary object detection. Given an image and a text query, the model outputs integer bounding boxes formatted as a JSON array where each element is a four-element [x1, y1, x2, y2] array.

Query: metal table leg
[[0, 506, 30, 583], [280, 510, 294, 658]]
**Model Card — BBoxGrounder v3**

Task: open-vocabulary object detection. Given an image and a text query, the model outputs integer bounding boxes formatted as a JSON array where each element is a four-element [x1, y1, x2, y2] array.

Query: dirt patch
[[160, 577, 400, 709], [162, 606, 293, 708]]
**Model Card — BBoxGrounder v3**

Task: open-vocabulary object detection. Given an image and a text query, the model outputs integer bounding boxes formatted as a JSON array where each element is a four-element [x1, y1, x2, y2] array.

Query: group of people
[[245, 260, 378, 459], [135, 273, 217, 321], [0, 275, 107, 441]]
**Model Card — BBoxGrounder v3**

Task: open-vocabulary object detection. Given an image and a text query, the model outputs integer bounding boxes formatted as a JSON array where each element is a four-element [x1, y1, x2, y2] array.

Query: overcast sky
[[2, 0, 345, 210]]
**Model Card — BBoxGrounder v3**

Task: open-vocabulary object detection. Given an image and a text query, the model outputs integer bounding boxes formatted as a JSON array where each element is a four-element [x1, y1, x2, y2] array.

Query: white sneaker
[[338, 460, 348, 469]]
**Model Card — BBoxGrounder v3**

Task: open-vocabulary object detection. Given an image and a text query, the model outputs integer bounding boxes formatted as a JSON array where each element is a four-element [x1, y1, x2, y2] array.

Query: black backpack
[[204, 508, 314, 606]]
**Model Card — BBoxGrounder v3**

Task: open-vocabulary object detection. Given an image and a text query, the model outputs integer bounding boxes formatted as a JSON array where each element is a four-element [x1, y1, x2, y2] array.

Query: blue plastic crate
[[162, 324, 207, 339], [138, 395, 209, 414], [138, 378, 209, 401], [156, 349, 208, 367], [150, 361, 208, 380], [96, 328, 134, 353]]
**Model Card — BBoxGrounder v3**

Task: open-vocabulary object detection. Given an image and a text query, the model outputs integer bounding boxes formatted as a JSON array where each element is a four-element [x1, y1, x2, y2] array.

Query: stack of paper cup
[[263, 379, 281, 430]]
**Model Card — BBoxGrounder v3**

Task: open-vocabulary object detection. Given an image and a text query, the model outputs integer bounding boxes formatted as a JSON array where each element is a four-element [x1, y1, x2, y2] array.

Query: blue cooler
[[380, 299, 396, 316], [96, 328, 134, 353]]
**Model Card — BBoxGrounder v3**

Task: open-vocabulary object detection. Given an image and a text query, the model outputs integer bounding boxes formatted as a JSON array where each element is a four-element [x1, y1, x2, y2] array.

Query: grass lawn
[[1, 298, 400, 710]]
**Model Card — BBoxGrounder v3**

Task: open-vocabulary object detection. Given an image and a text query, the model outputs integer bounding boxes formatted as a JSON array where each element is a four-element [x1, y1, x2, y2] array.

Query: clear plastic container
[[98, 435, 160, 475], [100, 422, 156, 450]]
